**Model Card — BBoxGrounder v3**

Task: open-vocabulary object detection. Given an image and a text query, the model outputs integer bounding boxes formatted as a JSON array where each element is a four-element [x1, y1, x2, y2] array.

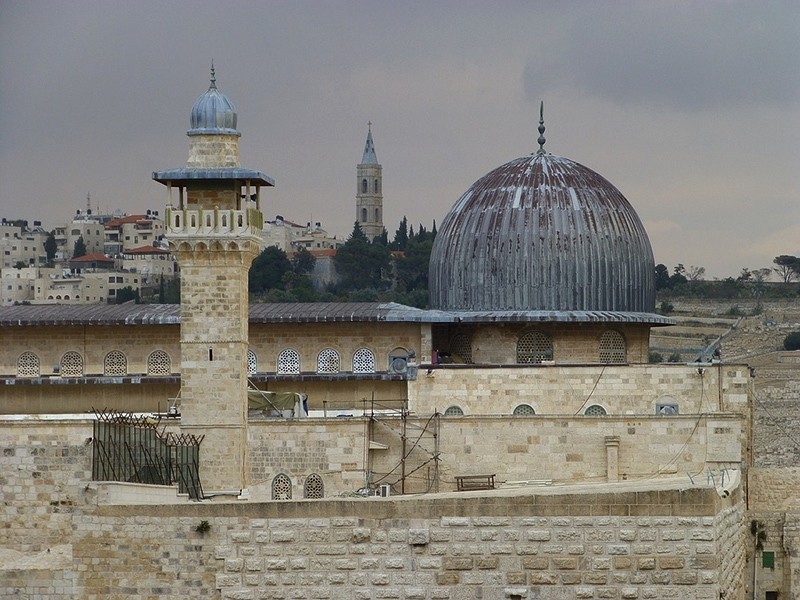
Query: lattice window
[[599, 330, 626, 363], [277, 348, 300, 374], [17, 352, 40, 377], [317, 348, 340, 374], [103, 350, 127, 376], [248, 349, 257, 375], [444, 405, 464, 417], [516, 330, 553, 364], [513, 404, 536, 416], [449, 334, 473, 364], [147, 350, 171, 376], [585, 404, 608, 416], [272, 473, 292, 500], [60, 351, 84, 377], [352, 348, 376, 373], [304, 473, 324, 499]]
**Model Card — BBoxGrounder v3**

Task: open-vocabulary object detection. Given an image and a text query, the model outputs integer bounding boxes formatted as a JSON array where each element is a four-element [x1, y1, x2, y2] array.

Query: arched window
[[374, 179, 380, 193], [599, 330, 626, 363], [147, 350, 171, 375], [513, 404, 536, 416], [361, 178, 368, 194], [103, 350, 127, 376], [374, 208, 380, 222], [272, 473, 292, 500], [584, 404, 608, 416], [444, 405, 464, 417], [361, 207, 368, 223], [60, 351, 84, 377], [317, 348, 340, 373], [247, 349, 257, 375], [516, 330, 553, 364], [449, 334, 473, 364], [17, 352, 40, 377], [304, 473, 324, 499], [277, 349, 300, 374], [352, 348, 376, 373]]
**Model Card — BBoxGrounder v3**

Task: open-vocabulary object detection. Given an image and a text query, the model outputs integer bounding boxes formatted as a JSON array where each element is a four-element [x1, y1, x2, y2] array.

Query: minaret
[[153, 66, 273, 495], [356, 122, 383, 241]]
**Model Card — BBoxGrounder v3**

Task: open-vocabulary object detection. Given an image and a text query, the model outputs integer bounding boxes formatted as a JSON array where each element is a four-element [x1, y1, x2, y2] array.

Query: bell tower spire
[[356, 121, 383, 241]]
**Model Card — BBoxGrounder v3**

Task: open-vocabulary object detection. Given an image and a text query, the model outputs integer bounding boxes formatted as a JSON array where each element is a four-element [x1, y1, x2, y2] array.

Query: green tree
[[44, 231, 58, 265], [249, 246, 292, 294], [395, 238, 433, 293], [773, 255, 800, 283], [334, 222, 390, 290], [654, 264, 670, 290], [72, 236, 87, 258], [392, 217, 409, 251], [115, 286, 139, 304], [292, 246, 316, 275]]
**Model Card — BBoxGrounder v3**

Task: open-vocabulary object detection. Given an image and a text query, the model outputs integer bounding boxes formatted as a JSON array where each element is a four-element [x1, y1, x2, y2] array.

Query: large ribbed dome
[[429, 151, 655, 313], [188, 66, 239, 136]]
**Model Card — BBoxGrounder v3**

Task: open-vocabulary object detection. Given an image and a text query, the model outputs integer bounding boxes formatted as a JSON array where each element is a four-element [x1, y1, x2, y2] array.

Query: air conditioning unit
[[378, 484, 391, 497], [389, 356, 408, 374]]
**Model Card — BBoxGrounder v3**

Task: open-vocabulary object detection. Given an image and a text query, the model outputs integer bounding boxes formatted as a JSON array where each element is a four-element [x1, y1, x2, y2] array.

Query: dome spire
[[209, 61, 217, 90], [361, 121, 378, 164], [536, 101, 546, 155]]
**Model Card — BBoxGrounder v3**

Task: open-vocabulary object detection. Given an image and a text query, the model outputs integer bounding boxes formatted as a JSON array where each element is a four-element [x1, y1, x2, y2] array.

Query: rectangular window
[[766, 592, 779, 600], [762, 551, 775, 569]]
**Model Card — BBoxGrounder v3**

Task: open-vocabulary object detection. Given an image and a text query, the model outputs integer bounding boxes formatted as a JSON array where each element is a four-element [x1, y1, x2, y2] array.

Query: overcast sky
[[1, 1, 798, 278]]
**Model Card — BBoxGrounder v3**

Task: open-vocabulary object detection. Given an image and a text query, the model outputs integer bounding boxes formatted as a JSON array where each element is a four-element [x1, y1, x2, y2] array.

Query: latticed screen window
[[60, 351, 84, 377], [17, 352, 40, 377], [103, 351, 127, 376], [352, 348, 376, 373], [599, 330, 626, 363], [304, 473, 324, 499], [516, 331, 553, 364], [272, 473, 292, 500], [247, 349, 257, 375], [317, 348, 340, 373], [147, 350, 171, 376], [585, 404, 607, 416], [444, 405, 464, 417], [513, 404, 536, 416], [449, 334, 473, 364], [277, 349, 300, 374]]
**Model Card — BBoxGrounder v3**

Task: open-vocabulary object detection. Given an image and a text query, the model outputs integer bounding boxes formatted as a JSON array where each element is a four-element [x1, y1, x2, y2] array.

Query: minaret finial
[[536, 101, 546, 154], [209, 61, 217, 89], [368, 120, 372, 134]]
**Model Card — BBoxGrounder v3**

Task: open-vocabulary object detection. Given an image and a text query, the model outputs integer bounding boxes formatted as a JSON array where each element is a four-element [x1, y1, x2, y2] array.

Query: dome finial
[[209, 61, 217, 90], [536, 101, 546, 154]]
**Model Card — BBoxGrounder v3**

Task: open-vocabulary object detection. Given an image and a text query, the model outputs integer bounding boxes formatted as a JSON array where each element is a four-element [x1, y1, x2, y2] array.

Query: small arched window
[[444, 405, 464, 417], [277, 349, 300, 374], [516, 330, 553, 364], [304, 473, 324, 499], [374, 208, 380, 223], [147, 350, 171, 376], [361, 178, 368, 193], [272, 473, 292, 500], [352, 348, 376, 373], [360, 207, 368, 223], [247, 349, 257, 375], [104, 350, 127, 376], [599, 330, 626, 363], [374, 179, 380, 193], [513, 404, 536, 416], [317, 348, 340, 374], [584, 404, 608, 416], [60, 351, 84, 377], [17, 352, 40, 377]]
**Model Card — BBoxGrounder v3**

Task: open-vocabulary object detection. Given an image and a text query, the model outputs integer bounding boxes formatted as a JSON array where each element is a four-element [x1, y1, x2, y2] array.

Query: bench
[[455, 474, 496, 491]]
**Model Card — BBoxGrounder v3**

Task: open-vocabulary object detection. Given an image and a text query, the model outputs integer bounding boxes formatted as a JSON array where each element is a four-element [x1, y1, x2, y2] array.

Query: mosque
[[0, 69, 761, 598]]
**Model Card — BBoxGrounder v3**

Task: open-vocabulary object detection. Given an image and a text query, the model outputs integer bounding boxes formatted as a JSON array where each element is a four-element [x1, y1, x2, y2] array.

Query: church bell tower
[[356, 122, 383, 241], [153, 66, 273, 495]]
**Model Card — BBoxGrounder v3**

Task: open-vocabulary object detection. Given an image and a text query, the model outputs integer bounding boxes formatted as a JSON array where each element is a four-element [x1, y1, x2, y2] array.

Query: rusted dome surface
[[429, 152, 655, 313]]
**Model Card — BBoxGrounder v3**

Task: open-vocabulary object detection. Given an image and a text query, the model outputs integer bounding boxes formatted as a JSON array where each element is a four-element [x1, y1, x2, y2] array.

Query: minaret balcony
[[165, 206, 264, 239]]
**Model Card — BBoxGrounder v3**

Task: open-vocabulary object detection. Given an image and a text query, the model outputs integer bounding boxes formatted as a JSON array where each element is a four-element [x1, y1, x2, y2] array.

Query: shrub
[[667, 353, 682, 363], [659, 300, 674, 314], [648, 352, 664, 363], [784, 332, 800, 351]]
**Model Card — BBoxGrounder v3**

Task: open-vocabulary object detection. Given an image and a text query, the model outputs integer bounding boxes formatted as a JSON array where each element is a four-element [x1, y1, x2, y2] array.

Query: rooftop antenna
[[536, 101, 546, 155]]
